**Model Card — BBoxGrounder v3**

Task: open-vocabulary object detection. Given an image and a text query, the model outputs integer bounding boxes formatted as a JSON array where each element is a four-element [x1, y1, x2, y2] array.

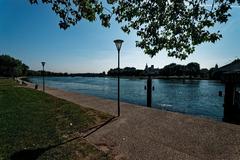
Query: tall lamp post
[[41, 62, 46, 92], [114, 39, 124, 117]]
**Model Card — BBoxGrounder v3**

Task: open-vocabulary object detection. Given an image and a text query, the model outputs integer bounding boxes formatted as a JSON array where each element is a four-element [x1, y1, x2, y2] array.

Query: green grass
[[0, 79, 112, 160]]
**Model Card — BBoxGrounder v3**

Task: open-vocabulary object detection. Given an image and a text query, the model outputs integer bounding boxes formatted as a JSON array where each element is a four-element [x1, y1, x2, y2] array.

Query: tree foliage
[[29, 0, 237, 59], [29, 0, 112, 28], [0, 55, 29, 77], [186, 62, 200, 77], [162, 63, 200, 77]]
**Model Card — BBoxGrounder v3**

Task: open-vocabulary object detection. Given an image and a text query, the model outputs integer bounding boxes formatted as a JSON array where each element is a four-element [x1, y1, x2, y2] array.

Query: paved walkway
[[22, 80, 240, 160]]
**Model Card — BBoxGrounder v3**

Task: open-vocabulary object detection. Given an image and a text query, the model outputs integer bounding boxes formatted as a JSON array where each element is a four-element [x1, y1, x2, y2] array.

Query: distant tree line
[[0, 55, 106, 78], [27, 70, 106, 77], [0, 55, 29, 77], [107, 62, 221, 79], [27, 70, 69, 77], [160, 63, 200, 78], [2, 54, 238, 80], [108, 67, 144, 77]]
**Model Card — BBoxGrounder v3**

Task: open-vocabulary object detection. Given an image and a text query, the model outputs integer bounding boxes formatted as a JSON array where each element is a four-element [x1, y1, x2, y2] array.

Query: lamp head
[[41, 62, 46, 67], [114, 39, 124, 51]]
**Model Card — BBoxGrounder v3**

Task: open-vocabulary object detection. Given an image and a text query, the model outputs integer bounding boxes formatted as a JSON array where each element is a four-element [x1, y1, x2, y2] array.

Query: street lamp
[[114, 39, 124, 117], [41, 62, 46, 92]]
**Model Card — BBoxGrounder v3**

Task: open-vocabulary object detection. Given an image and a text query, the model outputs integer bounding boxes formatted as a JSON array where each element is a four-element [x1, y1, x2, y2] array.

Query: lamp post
[[114, 39, 124, 117], [41, 62, 46, 92]]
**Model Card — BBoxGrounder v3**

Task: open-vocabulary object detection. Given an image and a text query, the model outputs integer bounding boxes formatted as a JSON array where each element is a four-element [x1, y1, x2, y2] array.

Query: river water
[[30, 76, 225, 121]]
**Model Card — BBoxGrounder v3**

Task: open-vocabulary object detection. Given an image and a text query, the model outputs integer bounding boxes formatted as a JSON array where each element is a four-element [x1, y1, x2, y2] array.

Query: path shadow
[[10, 147, 50, 160], [10, 117, 116, 160], [10, 136, 83, 160]]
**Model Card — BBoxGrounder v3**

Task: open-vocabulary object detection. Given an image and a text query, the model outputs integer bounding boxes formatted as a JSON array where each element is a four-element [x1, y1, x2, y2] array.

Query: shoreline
[[24, 75, 222, 81]]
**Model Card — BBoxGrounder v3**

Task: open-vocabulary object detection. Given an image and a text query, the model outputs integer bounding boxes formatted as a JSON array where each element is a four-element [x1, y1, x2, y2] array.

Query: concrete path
[[22, 80, 240, 160]]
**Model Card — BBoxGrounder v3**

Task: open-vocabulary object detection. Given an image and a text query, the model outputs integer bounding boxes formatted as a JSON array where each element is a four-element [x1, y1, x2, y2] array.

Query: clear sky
[[0, 0, 240, 73]]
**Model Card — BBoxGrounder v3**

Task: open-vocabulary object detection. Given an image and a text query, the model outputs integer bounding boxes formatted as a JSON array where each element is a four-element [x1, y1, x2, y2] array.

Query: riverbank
[[24, 75, 218, 81], [20, 78, 240, 160]]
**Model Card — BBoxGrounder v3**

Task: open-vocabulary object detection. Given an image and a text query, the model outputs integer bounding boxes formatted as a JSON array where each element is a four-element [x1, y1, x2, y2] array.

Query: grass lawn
[[0, 79, 112, 160]]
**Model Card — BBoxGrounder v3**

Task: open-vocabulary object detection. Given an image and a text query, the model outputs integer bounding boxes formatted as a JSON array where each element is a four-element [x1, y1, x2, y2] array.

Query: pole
[[43, 65, 45, 92], [118, 49, 120, 117], [223, 82, 236, 122], [147, 76, 152, 107]]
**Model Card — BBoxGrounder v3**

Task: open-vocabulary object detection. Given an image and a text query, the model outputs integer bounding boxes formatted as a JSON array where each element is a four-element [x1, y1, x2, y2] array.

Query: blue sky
[[0, 0, 239, 73]]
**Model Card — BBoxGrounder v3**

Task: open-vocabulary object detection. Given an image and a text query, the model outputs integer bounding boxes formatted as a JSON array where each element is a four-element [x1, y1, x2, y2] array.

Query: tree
[[0, 55, 29, 77], [186, 62, 200, 78], [200, 68, 209, 79], [30, 0, 236, 59]]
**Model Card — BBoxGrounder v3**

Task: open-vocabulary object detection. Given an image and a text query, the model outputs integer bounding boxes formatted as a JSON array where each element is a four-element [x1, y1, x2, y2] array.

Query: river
[[29, 76, 225, 121]]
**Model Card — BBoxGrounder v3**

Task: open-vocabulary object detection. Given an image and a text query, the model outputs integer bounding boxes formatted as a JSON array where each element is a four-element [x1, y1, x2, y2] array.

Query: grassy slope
[[0, 79, 112, 160]]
